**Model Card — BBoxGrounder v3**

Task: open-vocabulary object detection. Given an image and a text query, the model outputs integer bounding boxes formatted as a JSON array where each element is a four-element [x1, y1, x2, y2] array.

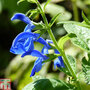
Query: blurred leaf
[[0, 0, 3, 13], [64, 23, 90, 52], [82, 11, 90, 25], [49, 13, 61, 27], [44, 0, 51, 11], [5, 55, 36, 81], [41, 3, 72, 21], [23, 78, 76, 90], [17, 0, 25, 5], [2, 0, 30, 15], [27, 0, 36, 3], [51, 0, 64, 3], [58, 33, 76, 49], [84, 0, 90, 5], [59, 55, 76, 76], [82, 54, 90, 84]]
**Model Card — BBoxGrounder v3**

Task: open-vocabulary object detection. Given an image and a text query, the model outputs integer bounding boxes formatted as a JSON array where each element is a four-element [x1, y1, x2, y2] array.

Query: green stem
[[71, 0, 79, 21], [36, 1, 81, 89]]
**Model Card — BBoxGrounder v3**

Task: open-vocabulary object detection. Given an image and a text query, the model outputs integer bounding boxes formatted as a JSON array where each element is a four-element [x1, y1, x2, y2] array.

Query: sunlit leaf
[[82, 54, 90, 84], [64, 23, 90, 52]]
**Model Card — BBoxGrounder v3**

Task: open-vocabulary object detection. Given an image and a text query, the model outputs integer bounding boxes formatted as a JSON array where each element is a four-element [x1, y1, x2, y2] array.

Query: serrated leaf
[[23, 78, 76, 90], [58, 33, 76, 49], [82, 56, 90, 84], [64, 23, 90, 52], [17, 0, 25, 5], [59, 55, 76, 76], [82, 11, 90, 25], [49, 13, 61, 27]]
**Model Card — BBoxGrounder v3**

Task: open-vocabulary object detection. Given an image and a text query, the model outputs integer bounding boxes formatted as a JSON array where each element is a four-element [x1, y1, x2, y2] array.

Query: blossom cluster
[[10, 13, 64, 77]]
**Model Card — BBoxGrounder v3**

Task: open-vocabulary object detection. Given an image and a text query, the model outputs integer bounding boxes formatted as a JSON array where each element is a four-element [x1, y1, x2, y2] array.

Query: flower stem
[[36, 1, 81, 89]]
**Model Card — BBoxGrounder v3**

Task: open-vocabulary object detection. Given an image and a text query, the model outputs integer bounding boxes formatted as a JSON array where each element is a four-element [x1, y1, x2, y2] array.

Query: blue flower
[[42, 39, 65, 69], [11, 13, 35, 31], [30, 57, 44, 77], [10, 31, 49, 59], [10, 13, 49, 57]]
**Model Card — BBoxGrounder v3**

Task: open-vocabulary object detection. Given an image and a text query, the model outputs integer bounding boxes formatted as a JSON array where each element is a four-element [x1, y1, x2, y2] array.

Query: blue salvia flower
[[10, 13, 49, 58], [42, 39, 65, 69]]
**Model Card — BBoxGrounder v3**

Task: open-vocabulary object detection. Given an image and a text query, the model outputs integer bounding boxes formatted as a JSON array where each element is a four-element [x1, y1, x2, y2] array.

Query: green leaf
[[49, 13, 61, 27], [23, 78, 76, 90], [58, 33, 76, 49], [27, 0, 36, 3], [64, 23, 90, 52], [57, 21, 90, 28], [82, 11, 90, 25], [59, 55, 76, 76], [44, 0, 51, 11], [17, 0, 25, 5], [82, 55, 90, 84]]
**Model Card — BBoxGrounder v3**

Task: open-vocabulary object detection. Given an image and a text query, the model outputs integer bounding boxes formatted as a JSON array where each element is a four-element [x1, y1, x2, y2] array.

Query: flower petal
[[24, 25, 32, 32], [30, 58, 42, 77], [54, 58, 61, 69], [58, 56, 65, 68], [11, 13, 32, 25], [31, 50, 48, 60], [24, 24, 35, 32], [36, 37, 49, 47], [54, 49, 60, 54], [41, 46, 48, 54], [46, 39, 53, 44], [12, 32, 39, 47], [21, 38, 34, 57]]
